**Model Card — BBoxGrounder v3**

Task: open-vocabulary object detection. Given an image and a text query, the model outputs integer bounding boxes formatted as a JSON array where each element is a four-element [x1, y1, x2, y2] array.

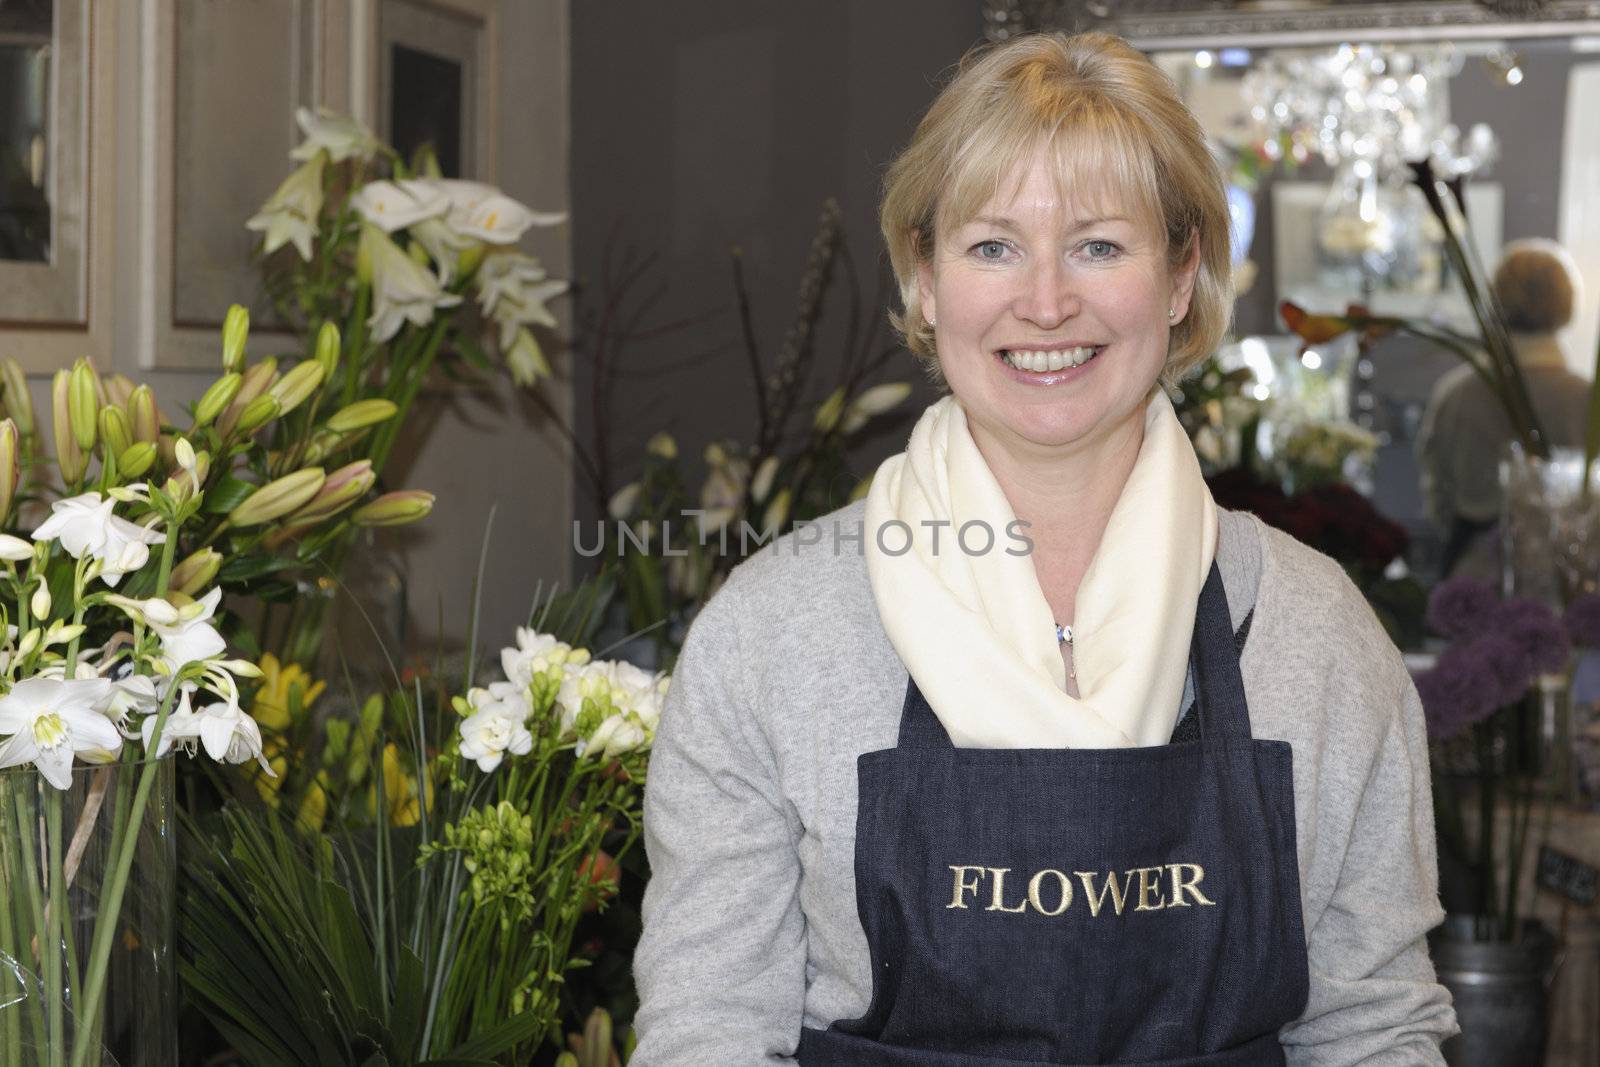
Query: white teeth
[[1001, 347, 1099, 371]]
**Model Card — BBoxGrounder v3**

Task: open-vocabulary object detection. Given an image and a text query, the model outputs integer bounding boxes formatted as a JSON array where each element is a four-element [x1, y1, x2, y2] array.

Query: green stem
[[11, 790, 47, 1054], [369, 317, 450, 476], [0, 802, 20, 1067], [67, 688, 177, 1067], [45, 792, 63, 1067]]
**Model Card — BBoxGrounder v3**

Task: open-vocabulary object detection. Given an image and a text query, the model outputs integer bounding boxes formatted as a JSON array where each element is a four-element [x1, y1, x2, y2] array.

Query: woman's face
[[917, 149, 1198, 463]]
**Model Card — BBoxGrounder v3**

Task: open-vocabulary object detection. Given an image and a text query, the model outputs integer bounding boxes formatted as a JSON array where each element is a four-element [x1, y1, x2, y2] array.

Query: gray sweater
[[632, 501, 1457, 1064]]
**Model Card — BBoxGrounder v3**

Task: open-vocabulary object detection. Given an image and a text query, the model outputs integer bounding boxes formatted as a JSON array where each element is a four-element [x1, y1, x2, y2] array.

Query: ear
[[1168, 229, 1202, 324]]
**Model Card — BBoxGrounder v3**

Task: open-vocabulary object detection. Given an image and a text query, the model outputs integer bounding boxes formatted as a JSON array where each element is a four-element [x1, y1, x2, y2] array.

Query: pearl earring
[[1168, 307, 1177, 320]]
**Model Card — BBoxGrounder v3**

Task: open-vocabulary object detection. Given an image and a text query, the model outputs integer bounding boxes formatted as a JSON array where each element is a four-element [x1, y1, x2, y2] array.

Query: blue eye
[[1083, 240, 1120, 259], [972, 240, 1009, 261]]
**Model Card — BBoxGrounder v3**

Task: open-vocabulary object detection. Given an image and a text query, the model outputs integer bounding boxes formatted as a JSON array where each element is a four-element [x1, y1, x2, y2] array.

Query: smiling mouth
[[997, 346, 1104, 372]]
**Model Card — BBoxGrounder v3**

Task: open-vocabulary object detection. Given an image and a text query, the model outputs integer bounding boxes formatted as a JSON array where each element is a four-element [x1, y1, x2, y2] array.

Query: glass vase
[[0, 757, 177, 1067], [1500, 446, 1600, 605]]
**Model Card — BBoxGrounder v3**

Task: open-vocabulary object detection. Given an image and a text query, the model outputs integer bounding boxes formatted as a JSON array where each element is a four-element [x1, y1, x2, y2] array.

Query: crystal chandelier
[[1242, 43, 1497, 181]]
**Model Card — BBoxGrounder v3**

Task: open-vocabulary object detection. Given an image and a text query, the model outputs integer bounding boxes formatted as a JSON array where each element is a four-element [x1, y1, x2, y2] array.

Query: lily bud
[[30, 585, 50, 620], [287, 459, 374, 525], [0, 419, 17, 520], [607, 481, 642, 520], [0, 358, 32, 436], [350, 489, 435, 527], [221, 304, 249, 373], [762, 487, 792, 534], [315, 321, 341, 380], [194, 373, 242, 429], [325, 399, 396, 434], [126, 384, 160, 444], [230, 468, 326, 527], [218, 357, 278, 436], [841, 381, 912, 434], [98, 405, 132, 459], [505, 328, 550, 387], [52, 370, 86, 485], [813, 386, 846, 434], [163, 448, 209, 504], [102, 373, 136, 410], [234, 394, 281, 435], [69, 359, 99, 451], [15, 628, 40, 659], [117, 442, 157, 478], [267, 360, 325, 417], [168, 548, 222, 596], [0, 533, 32, 561], [356, 224, 377, 286]]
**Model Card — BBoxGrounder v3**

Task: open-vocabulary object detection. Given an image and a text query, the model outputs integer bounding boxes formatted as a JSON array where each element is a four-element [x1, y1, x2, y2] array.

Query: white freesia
[[106, 588, 226, 671], [32, 490, 166, 587], [362, 226, 463, 343], [584, 712, 647, 760], [0, 677, 119, 789], [350, 179, 451, 233], [502, 629, 586, 689], [290, 107, 379, 163], [246, 153, 325, 261], [458, 699, 533, 773]]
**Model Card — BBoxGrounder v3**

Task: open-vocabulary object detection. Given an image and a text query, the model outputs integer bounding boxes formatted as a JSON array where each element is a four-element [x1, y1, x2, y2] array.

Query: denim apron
[[798, 564, 1308, 1065]]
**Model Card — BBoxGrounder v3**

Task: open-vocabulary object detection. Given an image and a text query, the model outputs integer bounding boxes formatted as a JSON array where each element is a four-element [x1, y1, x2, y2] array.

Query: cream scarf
[[863, 389, 1218, 749]]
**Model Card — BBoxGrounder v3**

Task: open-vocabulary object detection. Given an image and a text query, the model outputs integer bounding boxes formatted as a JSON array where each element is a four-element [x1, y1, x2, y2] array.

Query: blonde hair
[[879, 31, 1232, 386], [1492, 238, 1580, 334]]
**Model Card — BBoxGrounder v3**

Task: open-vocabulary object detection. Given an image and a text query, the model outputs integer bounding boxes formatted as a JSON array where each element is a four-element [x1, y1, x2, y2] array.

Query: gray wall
[[569, 1, 983, 532]]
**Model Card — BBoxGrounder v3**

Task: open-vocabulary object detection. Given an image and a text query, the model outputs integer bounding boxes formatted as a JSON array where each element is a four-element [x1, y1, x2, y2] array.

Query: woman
[[633, 32, 1456, 1064]]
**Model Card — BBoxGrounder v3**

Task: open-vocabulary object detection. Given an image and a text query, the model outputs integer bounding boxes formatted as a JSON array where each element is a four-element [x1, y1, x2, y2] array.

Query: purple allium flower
[[1493, 596, 1572, 674], [1567, 594, 1600, 649], [1469, 634, 1536, 709], [1416, 644, 1500, 739], [1425, 575, 1499, 641]]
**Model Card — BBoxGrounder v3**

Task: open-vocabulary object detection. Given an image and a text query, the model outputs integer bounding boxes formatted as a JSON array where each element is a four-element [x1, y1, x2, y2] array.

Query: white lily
[[32, 490, 166, 587], [361, 225, 463, 343], [107, 588, 226, 671], [183, 696, 272, 773], [410, 217, 477, 285], [431, 179, 565, 243], [140, 685, 197, 759], [475, 253, 569, 349], [349, 179, 450, 234], [246, 153, 325, 261], [458, 701, 533, 773], [0, 677, 119, 789], [99, 674, 158, 734], [290, 107, 379, 163]]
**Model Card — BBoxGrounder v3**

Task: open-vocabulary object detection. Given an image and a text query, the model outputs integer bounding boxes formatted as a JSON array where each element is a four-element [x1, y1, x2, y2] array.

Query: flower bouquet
[[246, 107, 569, 666], [0, 445, 272, 1065], [179, 616, 667, 1064]]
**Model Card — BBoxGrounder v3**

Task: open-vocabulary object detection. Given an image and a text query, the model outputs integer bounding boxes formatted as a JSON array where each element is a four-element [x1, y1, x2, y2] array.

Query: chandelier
[[1241, 43, 1498, 181]]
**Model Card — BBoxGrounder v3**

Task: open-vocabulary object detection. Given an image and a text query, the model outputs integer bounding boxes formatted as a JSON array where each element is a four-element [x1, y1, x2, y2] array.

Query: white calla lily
[[246, 153, 325, 261], [290, 107, 379, 163], [361, 225, 464, 343], [32, 491, 166, 586], [0, 677, 119, 789]]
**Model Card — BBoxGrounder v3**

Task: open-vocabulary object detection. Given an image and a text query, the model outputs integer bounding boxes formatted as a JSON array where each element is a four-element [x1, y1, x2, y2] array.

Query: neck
[[970, 408, 1146, 625]]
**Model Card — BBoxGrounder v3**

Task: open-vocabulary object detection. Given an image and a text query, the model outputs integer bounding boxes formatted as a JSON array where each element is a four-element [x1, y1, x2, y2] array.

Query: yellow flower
[[373, 742, 433, 827], [250, 652, 327, 733]]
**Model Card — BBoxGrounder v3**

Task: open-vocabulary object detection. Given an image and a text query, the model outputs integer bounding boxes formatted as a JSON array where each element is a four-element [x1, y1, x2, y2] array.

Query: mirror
[[0, 0, 53, 263]]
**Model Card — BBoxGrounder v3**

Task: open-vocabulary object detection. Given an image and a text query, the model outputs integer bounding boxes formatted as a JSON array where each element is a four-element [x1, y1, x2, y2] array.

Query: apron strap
[[896, 560, 1253, 749]]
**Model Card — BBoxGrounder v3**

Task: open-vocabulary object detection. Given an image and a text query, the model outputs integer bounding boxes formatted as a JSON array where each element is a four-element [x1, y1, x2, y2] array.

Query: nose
[[1012, 254, 1079, 329]]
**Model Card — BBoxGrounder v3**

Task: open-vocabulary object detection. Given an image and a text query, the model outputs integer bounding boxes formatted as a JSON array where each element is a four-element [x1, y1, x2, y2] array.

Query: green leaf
[[216, 554, 300, 583], [203, 474, 258, 515], [443, 1008, 550, 1060]]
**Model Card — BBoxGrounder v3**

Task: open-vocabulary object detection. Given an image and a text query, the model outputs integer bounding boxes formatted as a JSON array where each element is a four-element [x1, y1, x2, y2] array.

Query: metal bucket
[[1430, 916, 1557, 1066]]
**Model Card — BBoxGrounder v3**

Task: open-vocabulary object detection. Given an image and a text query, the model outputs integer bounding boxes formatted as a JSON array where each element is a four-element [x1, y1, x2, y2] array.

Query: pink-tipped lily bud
[[102, 373, 137, 411], [99, 405, 132, 460], [52, 370, 86, 485], [287, 460, 374, 526], [350, 489, 434, 527], [230, 468, 326, 527], [267, 360, 325, 418], [218, 357, 278, 436]]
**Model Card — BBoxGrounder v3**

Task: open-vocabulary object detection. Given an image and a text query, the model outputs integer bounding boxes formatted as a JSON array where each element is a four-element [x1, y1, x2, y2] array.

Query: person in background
[[1416, 239, 1591, 578]]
